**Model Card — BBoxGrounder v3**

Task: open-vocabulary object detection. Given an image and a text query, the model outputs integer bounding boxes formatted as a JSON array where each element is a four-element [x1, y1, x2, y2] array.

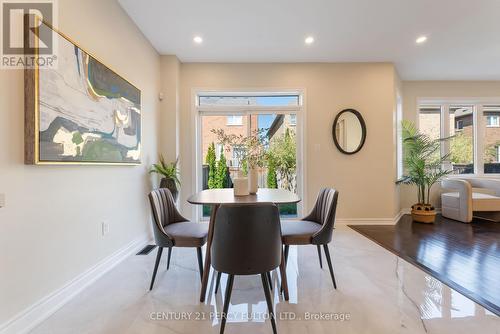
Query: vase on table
[[248, 167, 258, 194], [233, 171, 249, 196]]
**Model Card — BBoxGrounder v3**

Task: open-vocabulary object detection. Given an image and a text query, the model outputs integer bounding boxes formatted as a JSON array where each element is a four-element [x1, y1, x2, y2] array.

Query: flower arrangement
[[211, 128, 267, 169]]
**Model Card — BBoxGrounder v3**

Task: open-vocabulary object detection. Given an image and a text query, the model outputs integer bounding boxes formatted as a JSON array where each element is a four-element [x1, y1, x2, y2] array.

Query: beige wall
[[159, 56, 181, 162], [178, 63, 399, 220], [400, 81, 500, 210], [0, 0, 160, 324]]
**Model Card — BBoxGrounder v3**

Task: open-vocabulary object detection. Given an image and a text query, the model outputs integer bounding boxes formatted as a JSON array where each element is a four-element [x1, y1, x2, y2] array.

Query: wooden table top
[[187, 188, 301, 205]]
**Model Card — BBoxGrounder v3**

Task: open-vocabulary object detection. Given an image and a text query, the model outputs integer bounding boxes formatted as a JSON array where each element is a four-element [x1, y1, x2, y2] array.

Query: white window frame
[[396, 93, 403, 180], [192, 89, 307, 220], [418, 97, 500, 177]]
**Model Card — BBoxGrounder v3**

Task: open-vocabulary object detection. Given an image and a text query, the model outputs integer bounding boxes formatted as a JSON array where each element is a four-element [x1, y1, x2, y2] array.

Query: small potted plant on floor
[[150, 155, 180, 201], [397, 121, 451, 223]]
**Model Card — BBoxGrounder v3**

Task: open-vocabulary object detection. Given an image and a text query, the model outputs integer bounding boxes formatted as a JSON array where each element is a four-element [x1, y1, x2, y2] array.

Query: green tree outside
[[206, 142, 216, 189], [266, 158, 278, 188], [450, 132, 473, 164], [215, 147, 228, 188], [268, 128, 296, 191]]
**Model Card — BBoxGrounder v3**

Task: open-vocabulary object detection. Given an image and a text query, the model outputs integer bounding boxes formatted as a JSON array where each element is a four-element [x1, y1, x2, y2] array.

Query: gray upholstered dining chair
[[212, 204, 282, 334], [281, 188, 339, 288], [148, 188, 208, 290]]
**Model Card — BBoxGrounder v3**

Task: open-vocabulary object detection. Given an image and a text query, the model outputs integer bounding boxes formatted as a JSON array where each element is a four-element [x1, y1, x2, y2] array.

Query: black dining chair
[[148, 188, 208, 290], [280, 188, 339, 288], [212, 204, 282, 334]]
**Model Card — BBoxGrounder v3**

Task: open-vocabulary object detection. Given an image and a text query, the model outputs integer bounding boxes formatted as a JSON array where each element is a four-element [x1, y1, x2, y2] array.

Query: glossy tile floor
[[30, 226, 499, 334]]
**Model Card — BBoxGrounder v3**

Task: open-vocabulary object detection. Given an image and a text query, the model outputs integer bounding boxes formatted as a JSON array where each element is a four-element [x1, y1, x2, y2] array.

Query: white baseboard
[[336, 210, 407, 225], [401, 207, 442, 214], [0, 235, 150, 334]]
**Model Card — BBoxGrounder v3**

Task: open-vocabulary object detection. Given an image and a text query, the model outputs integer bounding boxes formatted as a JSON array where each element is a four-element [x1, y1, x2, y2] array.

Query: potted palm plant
[[397, 121, 452, 223], [150, 155, 180, 201]]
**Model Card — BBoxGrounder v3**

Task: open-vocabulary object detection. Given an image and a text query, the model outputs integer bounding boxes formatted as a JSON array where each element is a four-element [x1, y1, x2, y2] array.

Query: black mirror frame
[[332, 109, 367, 155]]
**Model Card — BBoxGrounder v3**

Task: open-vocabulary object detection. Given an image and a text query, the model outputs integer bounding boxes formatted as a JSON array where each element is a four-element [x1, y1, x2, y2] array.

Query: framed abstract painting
[[24, 17, 141, 165]]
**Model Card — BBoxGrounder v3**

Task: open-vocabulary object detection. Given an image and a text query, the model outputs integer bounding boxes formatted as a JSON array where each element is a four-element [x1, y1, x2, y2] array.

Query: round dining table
[[187, 188, 301, 302]]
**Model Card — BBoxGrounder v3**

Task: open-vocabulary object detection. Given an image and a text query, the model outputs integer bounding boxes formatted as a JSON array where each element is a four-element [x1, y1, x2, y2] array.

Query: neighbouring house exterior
[[419, 105, 500, 173], [201, 114, 258, 167]]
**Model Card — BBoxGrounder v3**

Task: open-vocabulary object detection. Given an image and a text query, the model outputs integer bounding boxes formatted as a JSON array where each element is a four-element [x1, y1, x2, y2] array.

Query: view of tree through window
[[449, 105, 474, 174], [483, 105, 500, 173], [418, 105, 441, 162], [200, 113, 298, 217]]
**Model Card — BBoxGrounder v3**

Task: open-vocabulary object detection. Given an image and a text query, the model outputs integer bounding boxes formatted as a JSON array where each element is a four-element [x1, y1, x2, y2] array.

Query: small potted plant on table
[[397, 121, 451, 223], [150, 155, 180, 201]]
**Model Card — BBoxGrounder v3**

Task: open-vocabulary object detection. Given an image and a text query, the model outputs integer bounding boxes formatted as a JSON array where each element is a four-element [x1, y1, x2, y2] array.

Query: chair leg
[[220, 274, 234, 334], [316, 245, 323, 269], [215, 271, 222, 294], [280, 245, 290, 293], [323, 244, 337, 289], [284, 245, 289, 269], [167, 247, 172, 270], [149, 247, 163, 291], [261, 273, 277, 334], [266, 271, 273, 291], [196, 247, 203, 281]]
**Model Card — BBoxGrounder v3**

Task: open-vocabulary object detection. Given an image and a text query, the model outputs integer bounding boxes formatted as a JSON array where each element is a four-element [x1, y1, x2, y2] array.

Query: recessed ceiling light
[[305, 36, 315, 45], [416, 36, 427, 44], [193, 36, 203, 44]]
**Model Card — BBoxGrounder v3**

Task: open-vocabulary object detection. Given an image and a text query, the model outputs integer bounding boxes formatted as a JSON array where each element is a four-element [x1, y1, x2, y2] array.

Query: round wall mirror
[[332, 109, 367, 154]]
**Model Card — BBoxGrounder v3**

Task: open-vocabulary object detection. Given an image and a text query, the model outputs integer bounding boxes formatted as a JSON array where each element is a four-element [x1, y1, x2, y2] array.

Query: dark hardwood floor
[[349, 215, 500, 316]]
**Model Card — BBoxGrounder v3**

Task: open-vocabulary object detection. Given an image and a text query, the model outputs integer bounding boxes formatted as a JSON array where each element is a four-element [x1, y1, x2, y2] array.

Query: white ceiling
[[118, 0, 500, 80]]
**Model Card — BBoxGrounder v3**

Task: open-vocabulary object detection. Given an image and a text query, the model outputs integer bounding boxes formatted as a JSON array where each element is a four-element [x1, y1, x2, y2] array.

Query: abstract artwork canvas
[[25, 20, 141, 165]]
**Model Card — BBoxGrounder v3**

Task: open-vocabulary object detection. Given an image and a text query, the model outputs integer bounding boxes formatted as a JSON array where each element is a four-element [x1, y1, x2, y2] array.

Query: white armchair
[[441, 178, 500, 223]]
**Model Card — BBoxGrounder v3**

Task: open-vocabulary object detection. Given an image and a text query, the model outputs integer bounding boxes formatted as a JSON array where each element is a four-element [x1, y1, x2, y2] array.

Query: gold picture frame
[[24, 15, 142, 165]]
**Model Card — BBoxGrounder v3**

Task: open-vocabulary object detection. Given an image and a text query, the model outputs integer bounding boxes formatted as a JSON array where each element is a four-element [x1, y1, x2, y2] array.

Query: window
[[199, 94, 300, 107], [449, 106, 474, 174], [483, 107, 500, 173], [418, 100, 500, 175], [486, 115, 499, 127], [230, 145, 244, 167], [197, 91, 303, 219], [215, 143, 223, 161], [226, 115, 243, 126]]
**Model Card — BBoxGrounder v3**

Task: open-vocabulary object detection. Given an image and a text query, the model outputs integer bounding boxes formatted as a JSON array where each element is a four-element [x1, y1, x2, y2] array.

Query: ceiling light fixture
[[305, 36, 315, 45], [193, 36, 203, 44], [416, 35, 427, 44]]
